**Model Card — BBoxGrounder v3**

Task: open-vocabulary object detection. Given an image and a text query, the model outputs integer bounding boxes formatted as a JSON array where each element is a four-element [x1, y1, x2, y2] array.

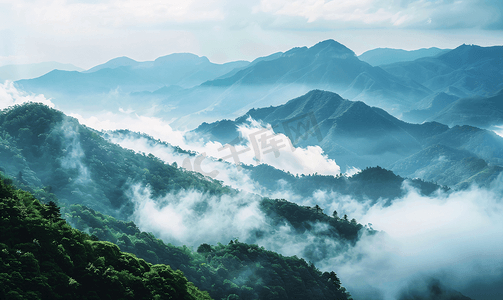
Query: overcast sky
[[1, 0, 502, 69]]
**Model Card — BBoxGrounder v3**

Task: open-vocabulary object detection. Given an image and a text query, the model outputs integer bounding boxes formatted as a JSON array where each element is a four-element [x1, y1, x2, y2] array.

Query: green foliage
[[0, 103, 231, 219], [0, 177, 211, 300], [244, 164, 446, 204], [64, 202, 354, 300]]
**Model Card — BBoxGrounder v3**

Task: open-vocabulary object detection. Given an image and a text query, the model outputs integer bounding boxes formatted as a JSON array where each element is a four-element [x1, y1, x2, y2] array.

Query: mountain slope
[[198, 39, 430, 115], [358, 47, 450, 66], [0, 61, 83, 81], [382, 44, 503, 99], [425, 89, 503, 128], [402, 92, 460, 123], [193, 90, 503, 187], [16, 53, 249, 95], [0, 176, 211, 300], [0, 102, 367, 267], [0, 103, 231, 218]]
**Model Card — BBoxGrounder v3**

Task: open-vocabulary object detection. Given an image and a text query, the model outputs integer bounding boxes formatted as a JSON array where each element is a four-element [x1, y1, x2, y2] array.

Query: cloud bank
[[130, 173, 503, 300], [0, 81, 55, 109]]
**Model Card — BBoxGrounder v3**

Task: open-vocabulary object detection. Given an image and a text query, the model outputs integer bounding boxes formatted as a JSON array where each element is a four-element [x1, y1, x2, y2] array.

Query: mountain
[[84, 56, 147, 73], [390, 144, 503, 188], [382, 44, 503, 99], [14, 40, 433, 130], [14, 54, 249, 112], [424, 89, 503, 129], [105, 129, 445, 202], [193, 89, 503, 187], [0, 61, 83, 81], [0, 103, 232, 218], [195, 39, 431, 117], [402, 92, 460, 123], [0, 102, 367, 269], [358, 47, 450, 66], [0, 176, 211, 300], [0, 104, 360, 299]]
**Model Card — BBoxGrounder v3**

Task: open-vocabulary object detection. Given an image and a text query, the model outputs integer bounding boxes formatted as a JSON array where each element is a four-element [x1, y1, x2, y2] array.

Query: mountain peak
[[281, 40, 356, 59], [309, 39, 356, 57], [439, 44, 503, 67], [85, 56, 139, 73], [154, 53, 210, 66]]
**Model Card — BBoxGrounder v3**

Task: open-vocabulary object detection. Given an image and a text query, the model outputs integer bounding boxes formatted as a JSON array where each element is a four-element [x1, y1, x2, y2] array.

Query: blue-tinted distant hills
[[16, 53, 249, 94], [402, 88, 503, 128], [198, 39, 431, 115], [382, 44, 503, 98], [0, 61, 83, 82], [194, 89, 503, 188], [425, 89, 503, 128], [358, 47, 450, 66]]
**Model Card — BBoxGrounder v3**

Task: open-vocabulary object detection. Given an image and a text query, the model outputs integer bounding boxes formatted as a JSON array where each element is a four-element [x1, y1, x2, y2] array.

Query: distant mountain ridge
[[358, 47, 450, 66], [196, 39, 431, 115], [0, 61, 83, 81], [16, 53, 249, 95], [194, 89, 503, 188], [382, 44, 503, 98]]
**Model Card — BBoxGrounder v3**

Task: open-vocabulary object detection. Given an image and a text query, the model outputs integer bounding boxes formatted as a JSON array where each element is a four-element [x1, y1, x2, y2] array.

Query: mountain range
[[383, 44, 503, 103], [13, 41, 503, 132], [358, 47, 450, 66], [194, 89, 503, 188], [3, 38, 503, 300], [0, 61, 83, 82]]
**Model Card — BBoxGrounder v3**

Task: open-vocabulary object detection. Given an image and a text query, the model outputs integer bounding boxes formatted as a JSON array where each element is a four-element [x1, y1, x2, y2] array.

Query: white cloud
[[0, 80, 55, 109], [326, 179, 503, 300], [256, 0, 503, 30], [130, 184, 267, 246], [73, 110, 341, 179]]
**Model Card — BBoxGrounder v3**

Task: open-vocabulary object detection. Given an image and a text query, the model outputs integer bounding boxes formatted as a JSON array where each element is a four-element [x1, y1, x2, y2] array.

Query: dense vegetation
[[105, 129, 445, 202], [65, 202, 353, 300], [245, 164, 445, 203], [0, 104, 358, 299], [0, 103, 231, 218], [0, 175, 211, 300], [0, 173, 353, 300]]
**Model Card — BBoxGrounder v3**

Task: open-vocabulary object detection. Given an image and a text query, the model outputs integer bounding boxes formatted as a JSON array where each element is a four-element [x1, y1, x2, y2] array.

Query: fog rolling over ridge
[[115, 134, 503, 300], [3, 39, 503, 300], [96, 112, 503, 300]]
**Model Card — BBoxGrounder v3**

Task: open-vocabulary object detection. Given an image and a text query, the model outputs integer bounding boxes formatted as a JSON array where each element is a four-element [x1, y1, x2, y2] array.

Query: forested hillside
[[0, 103, 231, 218], [0, 175, 211, 300]]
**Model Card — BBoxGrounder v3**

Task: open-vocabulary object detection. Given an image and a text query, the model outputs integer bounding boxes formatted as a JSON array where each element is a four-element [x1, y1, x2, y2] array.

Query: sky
[[1, 0, 503, 69]]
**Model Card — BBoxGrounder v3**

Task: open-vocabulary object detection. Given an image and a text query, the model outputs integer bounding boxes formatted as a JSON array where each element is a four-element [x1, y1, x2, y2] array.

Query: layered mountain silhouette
[[16, 53, 249, 95], [196, 39, 431, 116], [358, 47, 450, 66], [194, 90, 503, 187], [0, 61, 83, 81], [427, 89, 503, 128], [14, 40, 434, 130], [383, 44, 503, 99], [403, 89, 503, 129]]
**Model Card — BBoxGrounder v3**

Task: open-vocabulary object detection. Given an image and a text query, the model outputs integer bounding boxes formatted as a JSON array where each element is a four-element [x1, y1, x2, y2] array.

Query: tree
[[42, 201, 62, 221], [197, 243, 213, 253], [332, 210, 338, 219]]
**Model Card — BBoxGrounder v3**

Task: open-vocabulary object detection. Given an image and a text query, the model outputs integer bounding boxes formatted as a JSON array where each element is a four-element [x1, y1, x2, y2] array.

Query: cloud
[[256, 0, 503, 30], [128, 173, 503, 300], [93, 105, 503, 300], [73, 111, 341, 179], [326, 178, 503, 300], [0, 80, 55, 109], [130, 184, 267, 246], [2, 0, 502, 68]]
